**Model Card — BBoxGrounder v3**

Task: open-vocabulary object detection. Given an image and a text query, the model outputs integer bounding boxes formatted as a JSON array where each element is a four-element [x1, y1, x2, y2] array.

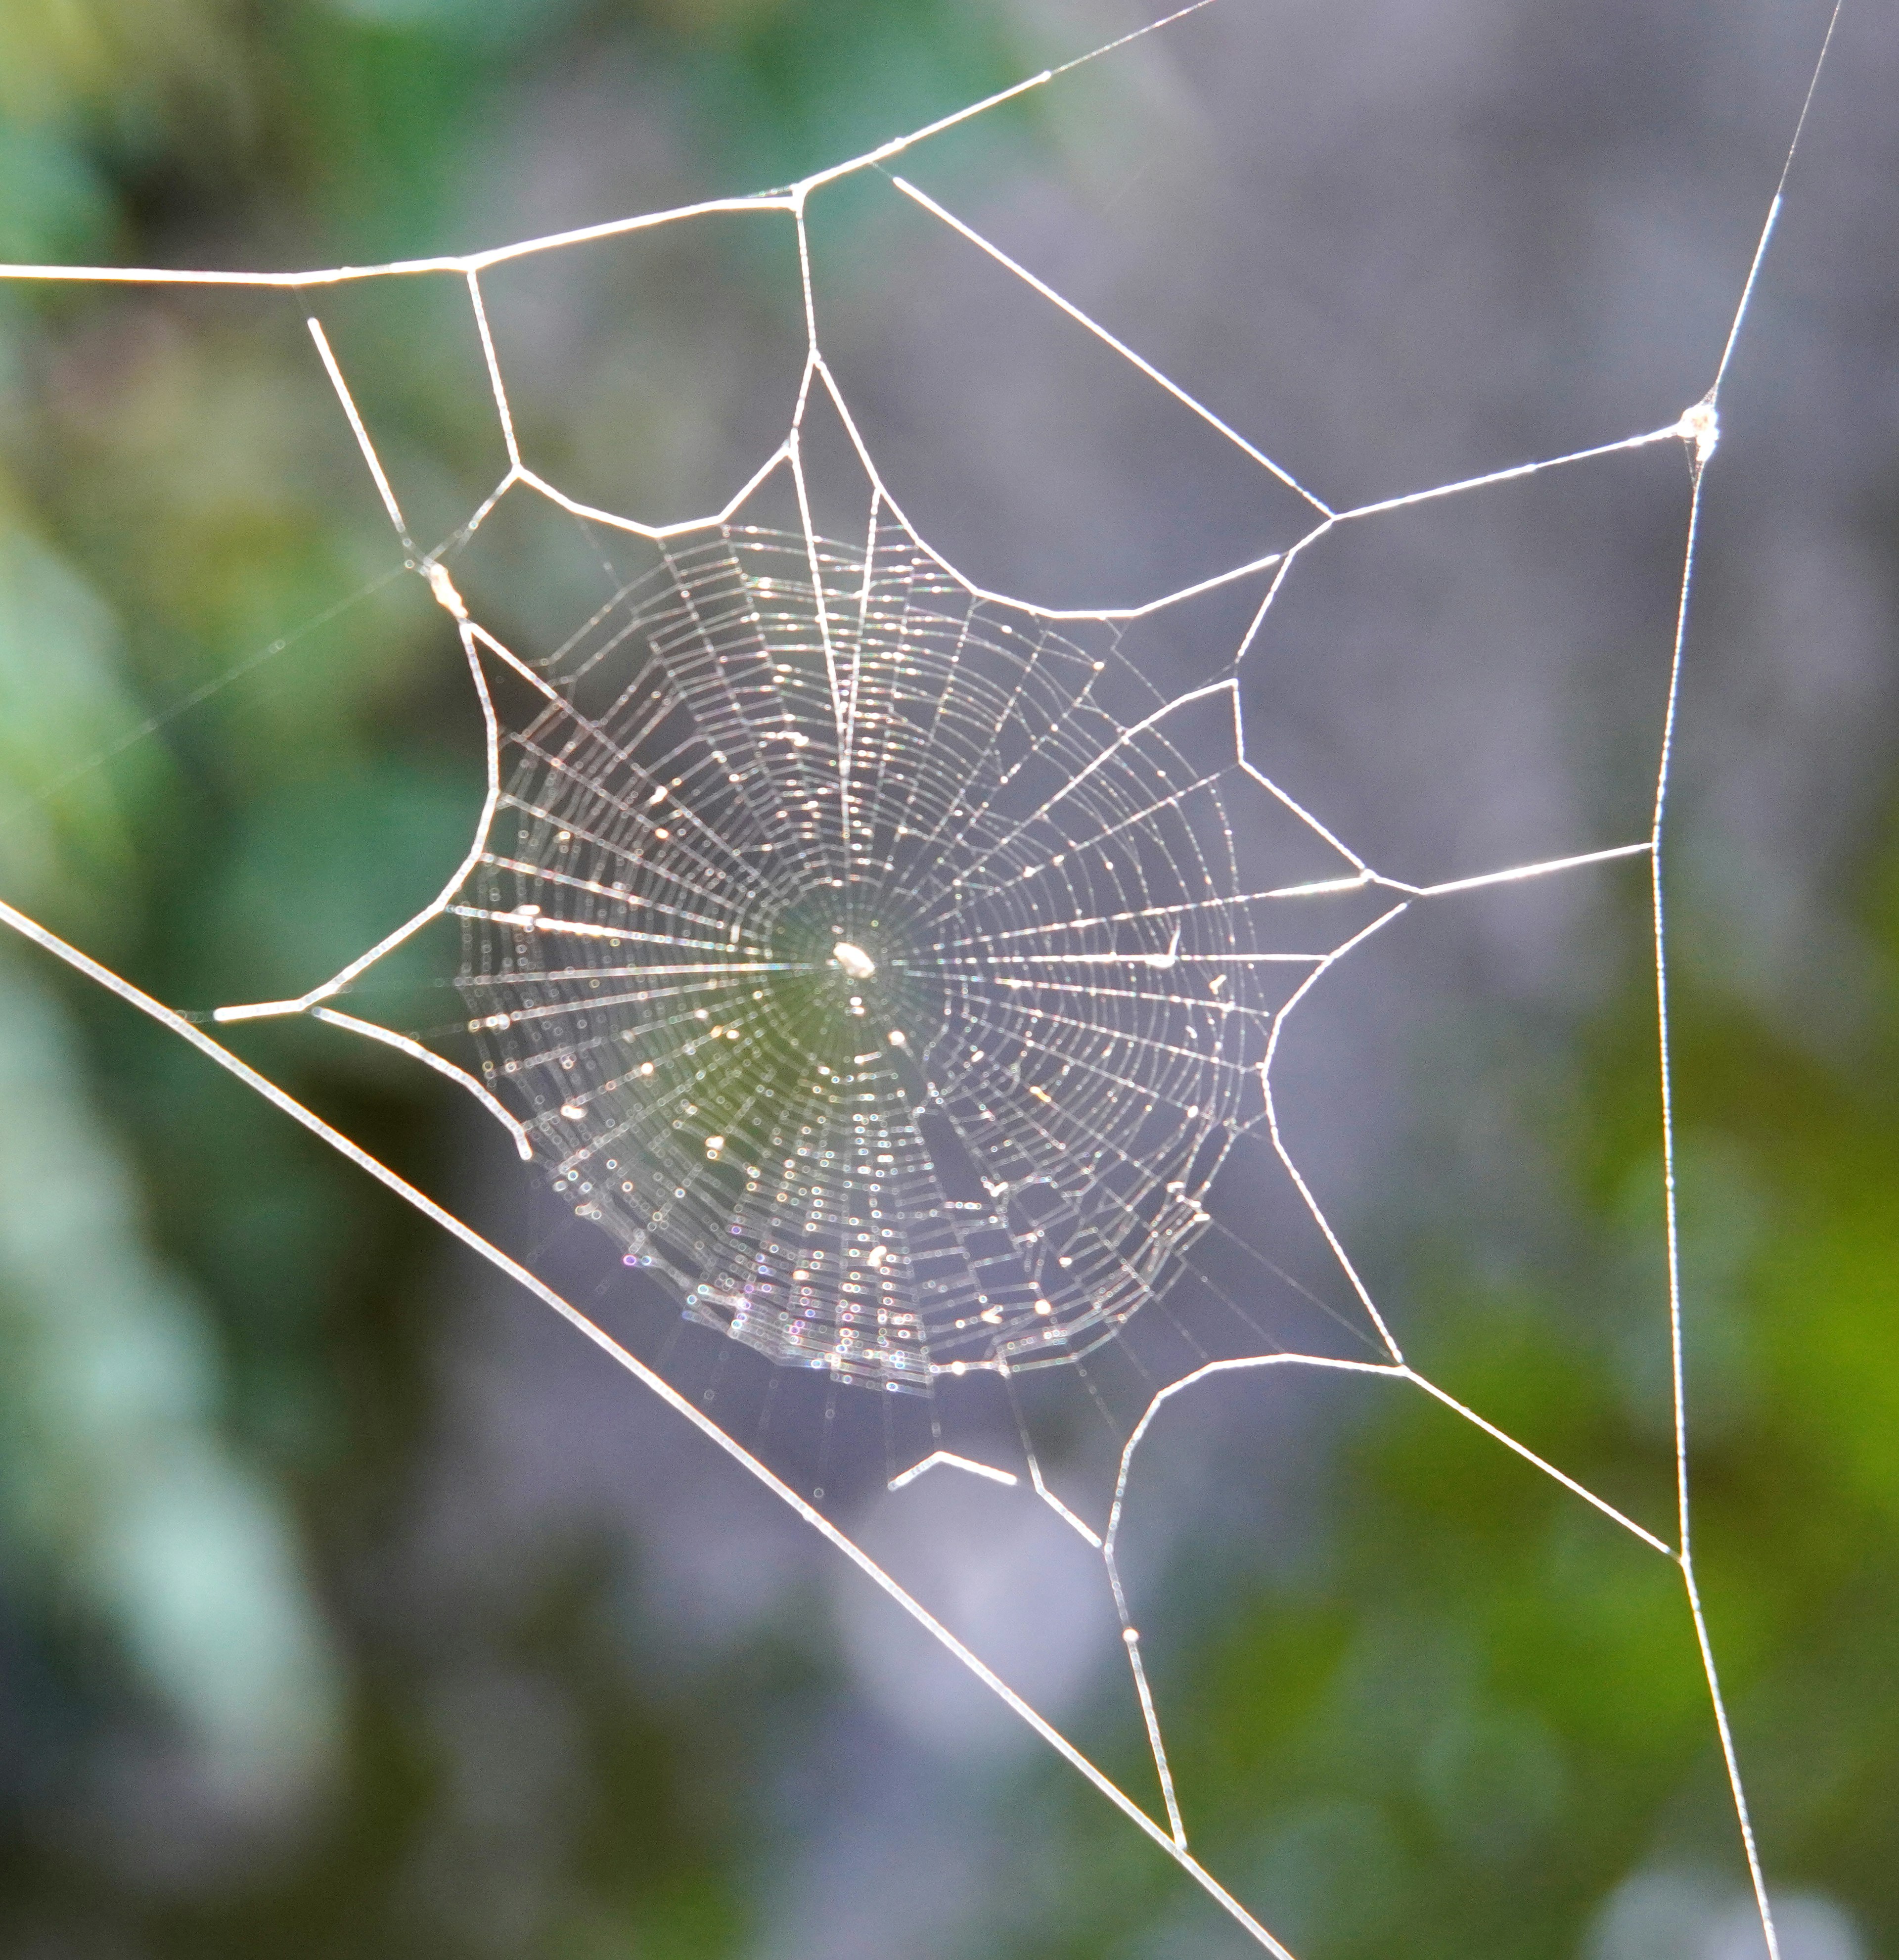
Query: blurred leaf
[[0, 116, 114, 262], [0, 954, 340, 1803]]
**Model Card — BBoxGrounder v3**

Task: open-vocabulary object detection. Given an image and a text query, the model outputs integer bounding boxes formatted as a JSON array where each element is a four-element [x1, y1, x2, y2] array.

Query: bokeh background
[[1, 2, 1896, 1957]]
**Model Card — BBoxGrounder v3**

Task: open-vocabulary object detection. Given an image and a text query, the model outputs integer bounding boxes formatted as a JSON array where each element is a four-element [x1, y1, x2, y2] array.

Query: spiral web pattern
[[0, 6, 1850, 1952], [456, 518, 1326, 1389]]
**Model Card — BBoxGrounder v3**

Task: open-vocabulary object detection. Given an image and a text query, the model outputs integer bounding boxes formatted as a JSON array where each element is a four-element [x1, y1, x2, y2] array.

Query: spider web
[[452, 513, 1367, 1390], [0, 3, 1850, 1954]]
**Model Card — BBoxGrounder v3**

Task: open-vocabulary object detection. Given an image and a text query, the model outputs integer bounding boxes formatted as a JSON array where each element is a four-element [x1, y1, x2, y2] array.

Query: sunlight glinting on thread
[[0, 4, 1852, 1953]]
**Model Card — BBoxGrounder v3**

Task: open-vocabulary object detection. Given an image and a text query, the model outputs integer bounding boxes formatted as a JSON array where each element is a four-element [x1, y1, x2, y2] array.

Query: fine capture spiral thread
[[457, 522, 1308, 1389]]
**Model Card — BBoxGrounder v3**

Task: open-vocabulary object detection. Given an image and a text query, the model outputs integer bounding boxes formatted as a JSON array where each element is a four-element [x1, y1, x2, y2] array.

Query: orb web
[[0, 4, 1854, 1955], [455, 517, 1315, 1389]]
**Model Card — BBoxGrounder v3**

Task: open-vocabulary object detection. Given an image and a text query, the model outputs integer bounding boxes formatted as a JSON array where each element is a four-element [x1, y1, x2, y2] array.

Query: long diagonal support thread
[[0, 10, 1854, 1954], [0, 894, 1301, 1960]]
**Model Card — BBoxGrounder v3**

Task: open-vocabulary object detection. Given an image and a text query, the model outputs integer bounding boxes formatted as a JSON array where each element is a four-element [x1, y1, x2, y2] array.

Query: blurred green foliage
[[0, 4, 1893, 1959]]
